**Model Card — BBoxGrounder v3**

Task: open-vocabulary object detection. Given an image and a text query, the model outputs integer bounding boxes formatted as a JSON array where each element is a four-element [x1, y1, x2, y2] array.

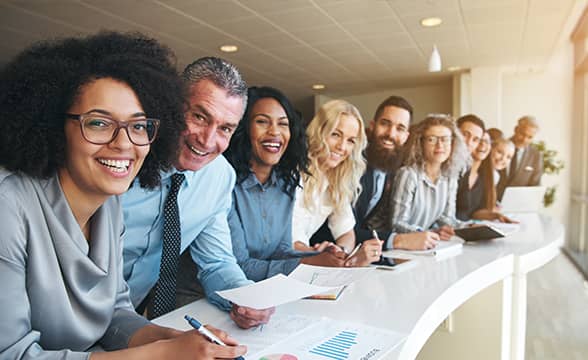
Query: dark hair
[[225, 86, 308, 197], [0, 31, 186, 189], [373, 95, 413, 123], [457, 114, 486, 132], [479, 149, 497, 210]]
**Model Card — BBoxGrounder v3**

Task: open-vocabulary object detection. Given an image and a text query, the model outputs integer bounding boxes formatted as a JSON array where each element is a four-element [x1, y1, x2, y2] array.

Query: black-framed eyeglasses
[[66, 112, 160, 146]]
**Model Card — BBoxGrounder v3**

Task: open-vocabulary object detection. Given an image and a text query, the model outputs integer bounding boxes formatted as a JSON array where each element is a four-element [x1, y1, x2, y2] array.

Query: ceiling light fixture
[[421, 17, 442, 27], [312, 84, 326, 90], [428, 45, 441, 72], [219, 44, 238, 53]]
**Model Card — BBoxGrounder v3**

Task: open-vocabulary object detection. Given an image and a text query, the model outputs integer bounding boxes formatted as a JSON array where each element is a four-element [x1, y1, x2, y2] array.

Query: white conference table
[[154, 213, 563, 360]]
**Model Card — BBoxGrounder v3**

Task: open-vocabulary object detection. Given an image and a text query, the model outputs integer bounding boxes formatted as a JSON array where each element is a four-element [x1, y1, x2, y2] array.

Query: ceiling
[[0, 0, 579, 106]]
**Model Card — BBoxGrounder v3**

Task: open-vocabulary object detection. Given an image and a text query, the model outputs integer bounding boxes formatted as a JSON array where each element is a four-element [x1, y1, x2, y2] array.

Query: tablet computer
[[454, 225, 505, 242]]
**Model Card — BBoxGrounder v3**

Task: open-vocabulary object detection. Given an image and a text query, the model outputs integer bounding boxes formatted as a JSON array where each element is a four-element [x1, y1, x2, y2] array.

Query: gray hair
[[182, 57, 248, 104], [517, 115, 539, 129]]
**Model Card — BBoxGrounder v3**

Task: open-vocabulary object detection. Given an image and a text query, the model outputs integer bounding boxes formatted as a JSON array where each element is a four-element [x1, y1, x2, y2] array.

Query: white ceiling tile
[[343, 17, 406, 38], [318, 0, 397, 23], [462, 6, 526, 26], [262, 7, 333, 29], [388, 0, 460, 17], [0, 0, 577, 106], [236, 0, 311, 14], [411, 26, 468, 44], [217, 16, 283, 37], [360, 33, 418, 51], [290, 25, 353, 45], [459, 0, 526, 10], [0, 3, 85, 37], [155, 0, 254, 24], [401, 11, 464, 32]]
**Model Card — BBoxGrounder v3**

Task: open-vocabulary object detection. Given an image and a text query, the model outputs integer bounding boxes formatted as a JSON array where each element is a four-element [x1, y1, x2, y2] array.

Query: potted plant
[[532, 141, 564, 207]]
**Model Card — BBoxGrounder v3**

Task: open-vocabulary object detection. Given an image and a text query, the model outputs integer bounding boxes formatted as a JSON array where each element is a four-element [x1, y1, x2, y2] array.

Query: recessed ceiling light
[[421, 17, 443, 27], [312, 84, 326, 90], [447, 66, 461, 72], [219, 44, 238, 53]]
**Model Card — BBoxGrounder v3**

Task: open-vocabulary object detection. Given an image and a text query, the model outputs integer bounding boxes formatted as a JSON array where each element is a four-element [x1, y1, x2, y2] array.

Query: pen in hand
[[346, 242, 362, 259], [372, 229, 380, 241], [184, 315, 245, 360]]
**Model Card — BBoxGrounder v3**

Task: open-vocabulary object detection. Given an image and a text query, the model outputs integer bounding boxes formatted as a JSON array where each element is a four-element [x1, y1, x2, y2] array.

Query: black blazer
[[308, 166, 393, 246]]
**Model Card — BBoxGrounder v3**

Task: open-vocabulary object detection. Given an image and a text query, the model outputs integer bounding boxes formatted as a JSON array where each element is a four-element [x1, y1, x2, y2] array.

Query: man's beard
[[364, 138, 402, 173]]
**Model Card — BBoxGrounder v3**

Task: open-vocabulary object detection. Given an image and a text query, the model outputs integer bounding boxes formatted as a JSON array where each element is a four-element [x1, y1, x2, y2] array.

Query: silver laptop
[[500, 186, 546, 213]]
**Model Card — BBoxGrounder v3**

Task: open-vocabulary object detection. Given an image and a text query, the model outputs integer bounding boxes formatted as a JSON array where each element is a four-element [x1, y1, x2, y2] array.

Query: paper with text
[[216, 265, 375, 309], [216, 274, 337, 309], [212, 313, 318, 357], [248, 318, 407, 360]]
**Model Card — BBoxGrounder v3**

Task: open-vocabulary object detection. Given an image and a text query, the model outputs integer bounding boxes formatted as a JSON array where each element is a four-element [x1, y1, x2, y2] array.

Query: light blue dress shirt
[[229, 171, 303, 282], [121, 156, 252, 311]]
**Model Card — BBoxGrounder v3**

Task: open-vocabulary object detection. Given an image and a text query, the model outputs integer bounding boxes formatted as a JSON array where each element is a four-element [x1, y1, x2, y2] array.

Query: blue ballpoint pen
[[184, 315, 245, 360]]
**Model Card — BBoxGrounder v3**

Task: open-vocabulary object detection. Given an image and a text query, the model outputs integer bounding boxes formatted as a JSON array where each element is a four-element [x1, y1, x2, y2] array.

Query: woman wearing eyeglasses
[[0, 32, 245, 359], [388, 115, 469, 243]]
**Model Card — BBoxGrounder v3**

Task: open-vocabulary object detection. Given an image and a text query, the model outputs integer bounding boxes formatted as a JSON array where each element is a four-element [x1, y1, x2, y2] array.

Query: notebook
[[454, 225, 505, 242]]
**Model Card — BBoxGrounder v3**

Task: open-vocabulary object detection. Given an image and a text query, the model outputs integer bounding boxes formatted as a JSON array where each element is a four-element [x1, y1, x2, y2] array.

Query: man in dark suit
[[311, 96, 441, 251], [497, 115, 543, 199]]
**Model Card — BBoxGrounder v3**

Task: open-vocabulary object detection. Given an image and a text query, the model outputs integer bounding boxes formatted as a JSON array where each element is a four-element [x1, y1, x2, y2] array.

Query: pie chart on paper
[[258, 354, 298, 360]]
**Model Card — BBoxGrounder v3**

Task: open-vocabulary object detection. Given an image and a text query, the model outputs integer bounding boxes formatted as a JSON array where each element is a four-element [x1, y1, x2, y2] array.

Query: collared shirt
[[391, 165, 462, 233], [229, 171, 302, 282], [292, 180, 355, 245], [0, 170, 148, 358], [121, 156, 251, 311]]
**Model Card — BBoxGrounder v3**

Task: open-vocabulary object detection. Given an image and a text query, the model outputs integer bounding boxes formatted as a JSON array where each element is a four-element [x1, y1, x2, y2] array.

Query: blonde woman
[[491, 137, 516, 201], [389, 114, 470, 242], [292, 100, 382, 266]]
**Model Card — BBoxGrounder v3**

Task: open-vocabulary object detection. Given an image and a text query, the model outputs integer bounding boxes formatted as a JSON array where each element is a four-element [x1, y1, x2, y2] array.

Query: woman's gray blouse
[[0, 170, 149, 359]]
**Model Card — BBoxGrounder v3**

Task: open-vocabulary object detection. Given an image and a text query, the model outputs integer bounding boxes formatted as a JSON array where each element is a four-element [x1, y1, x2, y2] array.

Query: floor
[[526, 253, 588, 359]]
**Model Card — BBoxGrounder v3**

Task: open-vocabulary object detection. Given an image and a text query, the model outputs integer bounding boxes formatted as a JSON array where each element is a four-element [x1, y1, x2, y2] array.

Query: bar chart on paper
[[309, 330, 358, 359], [250, 318, 406, 360]]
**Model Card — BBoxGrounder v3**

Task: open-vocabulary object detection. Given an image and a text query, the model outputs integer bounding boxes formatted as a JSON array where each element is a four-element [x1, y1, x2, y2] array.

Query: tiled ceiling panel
[[0, 0, 579, 103]]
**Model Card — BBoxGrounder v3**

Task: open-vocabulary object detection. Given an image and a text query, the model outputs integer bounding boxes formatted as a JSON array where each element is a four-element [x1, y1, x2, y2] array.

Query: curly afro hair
[[0, 31, 186, 189], [225, 86, 308, 198]]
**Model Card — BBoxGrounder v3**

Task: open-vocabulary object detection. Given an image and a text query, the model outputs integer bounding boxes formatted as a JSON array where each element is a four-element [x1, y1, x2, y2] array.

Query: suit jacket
[[308, 166, 393, 246], [497, 144, 543, 200]]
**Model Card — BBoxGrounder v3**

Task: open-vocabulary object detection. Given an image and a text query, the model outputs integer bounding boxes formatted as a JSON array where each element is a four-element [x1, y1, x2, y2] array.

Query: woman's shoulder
[[0, 169, 38, 203], [396, 165, 420, 179]]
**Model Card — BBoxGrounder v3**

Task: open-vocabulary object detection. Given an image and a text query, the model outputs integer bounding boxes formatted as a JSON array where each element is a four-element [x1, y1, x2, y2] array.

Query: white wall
[[501, 43, 574, 225], [457, 42, 574, 226], [315, 81, 453, 125]]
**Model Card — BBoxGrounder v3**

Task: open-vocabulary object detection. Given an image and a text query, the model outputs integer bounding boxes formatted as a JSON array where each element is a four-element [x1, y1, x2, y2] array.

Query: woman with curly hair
[[291, 99, 382, 266], [389, 114, 469, 242], [225, 87, 351, 281], [0, 32, 245, 359]]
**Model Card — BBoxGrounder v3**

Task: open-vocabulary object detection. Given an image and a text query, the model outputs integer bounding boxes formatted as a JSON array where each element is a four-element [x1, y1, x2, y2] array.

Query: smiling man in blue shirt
[[121, 57, 274, 329]]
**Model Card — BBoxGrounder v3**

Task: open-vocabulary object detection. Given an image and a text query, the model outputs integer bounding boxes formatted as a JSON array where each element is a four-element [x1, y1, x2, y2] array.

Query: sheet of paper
[[216, 274, 336, 309], [288, 264, 375, 287], [247, 318, 407, 360], [212, 313, 318, 358]]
